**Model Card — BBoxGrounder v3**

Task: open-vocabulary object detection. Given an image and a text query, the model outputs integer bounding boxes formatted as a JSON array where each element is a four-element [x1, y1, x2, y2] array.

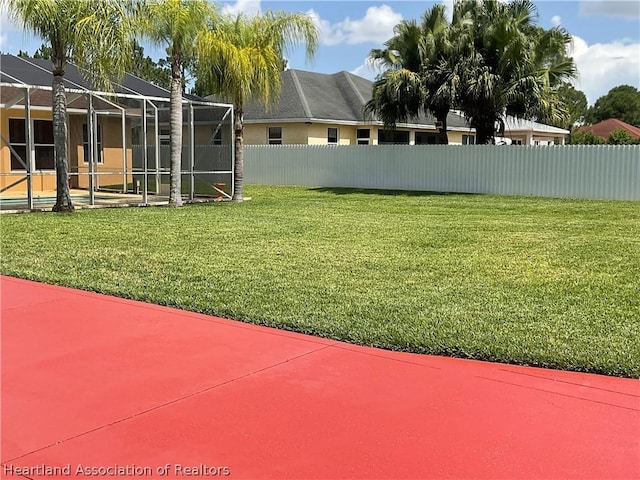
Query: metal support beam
[[25, 87, 33, 209], [0, 176, 28, 193], [87, 94, 95, 205], [5, 90, 25, 109], [122, 109, 127, 192], [0, 134, 28, 170], [189, 102, 195, 200], [230, 105, 235, 199], [153, 104, 160, 195], [142, 99, 148, 205], [209, 107, 231, 144]]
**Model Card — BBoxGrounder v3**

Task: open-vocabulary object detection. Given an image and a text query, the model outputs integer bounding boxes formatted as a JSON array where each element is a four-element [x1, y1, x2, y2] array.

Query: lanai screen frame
[[0, 62, 233, 210]]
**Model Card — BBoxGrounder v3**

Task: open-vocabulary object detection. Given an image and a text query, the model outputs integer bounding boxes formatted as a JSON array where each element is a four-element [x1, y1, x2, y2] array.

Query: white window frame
[[8, 117, 55, 172], [462, 134, 475, 145], [327, 127, 339, 145], [82, 123, 104, 164], [356, 128, 370, 145], [268, 126, 282, 145]]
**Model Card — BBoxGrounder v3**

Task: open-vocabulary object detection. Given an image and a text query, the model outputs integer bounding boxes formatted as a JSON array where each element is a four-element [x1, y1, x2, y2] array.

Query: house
[[500, 117, 569, 145], [234, 69, 476, 146], [0, 54, 232, 205], [576, 118, 640, 141], [233, 69, 569, 146]]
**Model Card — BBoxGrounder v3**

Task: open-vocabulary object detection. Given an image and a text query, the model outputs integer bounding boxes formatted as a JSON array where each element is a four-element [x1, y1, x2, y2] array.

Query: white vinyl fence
[[244, 145, 640, 200]]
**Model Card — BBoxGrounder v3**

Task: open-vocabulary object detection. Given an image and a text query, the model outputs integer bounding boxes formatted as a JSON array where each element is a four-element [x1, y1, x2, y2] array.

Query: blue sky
[[2, 0, 639, 105]]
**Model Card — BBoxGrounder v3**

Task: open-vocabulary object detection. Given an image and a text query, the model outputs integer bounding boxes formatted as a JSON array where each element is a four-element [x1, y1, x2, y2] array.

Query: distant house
[[502, 117, 569, 145], [231, 69, 569, 146], [577, 118, 640, 141], [236, 69, 475, 146]]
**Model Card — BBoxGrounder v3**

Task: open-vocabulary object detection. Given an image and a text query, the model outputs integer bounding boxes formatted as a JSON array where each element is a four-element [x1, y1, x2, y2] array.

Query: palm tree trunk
[[169, 56, 183, 207], [435, 109, 449, 145], [232, 101, 244, 202], [51, 70, 74, 212], [475, 124, 494, 145]]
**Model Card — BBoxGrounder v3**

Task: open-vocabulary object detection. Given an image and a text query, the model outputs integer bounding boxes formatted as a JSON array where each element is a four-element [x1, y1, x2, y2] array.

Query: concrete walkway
[[1, 276, 638, 479]]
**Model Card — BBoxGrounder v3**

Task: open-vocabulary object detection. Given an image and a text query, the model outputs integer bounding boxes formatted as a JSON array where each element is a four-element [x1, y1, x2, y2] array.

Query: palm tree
[[140, 0, 215, 207], [365, 5, 469, 145], [457, 0, 577, 143], [367, 0, 576, 145], [196, 11, 318, 202], [365, 20, 426, 132], [5, 0, 138, 212]]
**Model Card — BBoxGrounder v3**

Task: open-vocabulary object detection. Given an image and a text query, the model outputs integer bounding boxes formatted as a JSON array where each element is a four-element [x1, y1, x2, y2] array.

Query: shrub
[[608, 128, 639, 145], [569, 130, 606, 145]]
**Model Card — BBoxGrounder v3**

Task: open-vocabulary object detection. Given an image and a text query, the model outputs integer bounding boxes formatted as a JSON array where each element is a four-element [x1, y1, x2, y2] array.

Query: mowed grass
[[2, 185, 639, 377]]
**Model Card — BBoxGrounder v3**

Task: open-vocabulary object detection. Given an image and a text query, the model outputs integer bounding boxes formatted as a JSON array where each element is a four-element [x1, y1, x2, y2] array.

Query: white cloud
[[308, 5, 402, 47], [306, 9, 342, 46], [569, 35, 640, 104], [350, 62, 377, 81], [551, 15, 562, 27], [222, 0, 261, 17], [579, 1, 640, 19], [0, 3, 21, 49]]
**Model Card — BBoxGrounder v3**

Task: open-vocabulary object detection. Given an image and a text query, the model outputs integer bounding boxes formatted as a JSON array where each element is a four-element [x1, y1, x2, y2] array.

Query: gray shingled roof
[[1, 54, 173, 99], [235, 69, 471, 130]]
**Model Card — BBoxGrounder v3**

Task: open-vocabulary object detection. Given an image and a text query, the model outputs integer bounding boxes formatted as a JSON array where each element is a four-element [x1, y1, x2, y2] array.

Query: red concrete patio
[[1, 275, 639, 479]]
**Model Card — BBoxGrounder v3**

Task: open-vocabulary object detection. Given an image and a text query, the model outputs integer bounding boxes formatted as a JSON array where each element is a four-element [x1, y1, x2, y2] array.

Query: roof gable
[[242, 69, 471, 129]]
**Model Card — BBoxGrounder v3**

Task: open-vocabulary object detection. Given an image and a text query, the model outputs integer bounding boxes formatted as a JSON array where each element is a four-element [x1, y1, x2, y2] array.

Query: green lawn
[[2, 185, 638, 377]]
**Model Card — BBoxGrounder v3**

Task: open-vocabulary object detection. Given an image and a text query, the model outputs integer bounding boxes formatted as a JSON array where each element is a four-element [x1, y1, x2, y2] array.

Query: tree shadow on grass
[[308, 187, 480, 197]]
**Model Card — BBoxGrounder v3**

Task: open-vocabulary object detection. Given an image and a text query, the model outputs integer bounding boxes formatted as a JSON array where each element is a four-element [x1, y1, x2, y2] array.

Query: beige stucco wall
[[0, 108, 136, 194], [71, 115, 133, 189], [307, 123, 354, 145], [244, 123, 310, 145], [1, 107, 57, 193], [242, 122, 568, 146], [447, 131, 465, 145], [244, 122, 461, 146]]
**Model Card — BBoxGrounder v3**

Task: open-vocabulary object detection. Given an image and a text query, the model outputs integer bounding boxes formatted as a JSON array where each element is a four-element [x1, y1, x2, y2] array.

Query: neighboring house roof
[[577, 118, 640, 139], [1, 53, 174, 100], [503, 117, 570, 135], [225, 69, 472, 131], [234, 69, 567, 136]]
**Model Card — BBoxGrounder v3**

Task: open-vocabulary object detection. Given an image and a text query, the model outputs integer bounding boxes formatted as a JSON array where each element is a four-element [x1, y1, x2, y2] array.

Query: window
[[327, 127, 338, 145], [378, 129, 409, 145], [9, 118, 55, 170], [356, 128, 370, 145], [159, 128, 171, 146], [82, 124, 104, 164], [462, 134, 475, 145], [212, 129, 222, 145], [268, 126, 282, 145], [415, 132, 440, 145], [9, 119, 27, 171], [512, 139, 523, 145]]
